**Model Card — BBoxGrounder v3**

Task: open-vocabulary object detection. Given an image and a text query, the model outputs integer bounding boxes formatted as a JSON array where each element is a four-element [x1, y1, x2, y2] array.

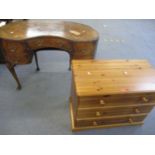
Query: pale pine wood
[[70, 101, 144, 131], [72, 59, 152, 70], [72, 60, 155, 96], [78, 103, 155, 110], [78, 93, 155, 108], [77, 113, 148, 121], [77, 105, 153, 119], [70, 59, 155, 131]]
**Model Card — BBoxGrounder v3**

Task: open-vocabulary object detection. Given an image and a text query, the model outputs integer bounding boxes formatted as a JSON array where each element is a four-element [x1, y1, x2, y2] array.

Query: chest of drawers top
[[72, 59, 155, 97]]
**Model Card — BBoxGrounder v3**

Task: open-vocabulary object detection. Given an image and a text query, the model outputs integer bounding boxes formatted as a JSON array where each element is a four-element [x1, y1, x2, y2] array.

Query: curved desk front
[[0, 20, 99, 89]]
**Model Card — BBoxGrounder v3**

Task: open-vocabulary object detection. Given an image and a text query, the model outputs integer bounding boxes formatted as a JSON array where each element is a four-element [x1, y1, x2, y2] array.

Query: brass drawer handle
[[129, 118, 133, 123], [135, 108, 140, 114], [96, 111, 101, 116], [14, 60, 19, 64], [93, 121, 98, 126], [10, 48, 16, 52], [60, 44, 65, 49], [142, 97, 149, 102], [100, 99, 105, 105], [37, 41, 42, 46]]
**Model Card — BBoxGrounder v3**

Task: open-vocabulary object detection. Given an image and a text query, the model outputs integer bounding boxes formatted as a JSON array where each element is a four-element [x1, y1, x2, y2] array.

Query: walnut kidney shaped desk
[[0, 20, 99, 89]]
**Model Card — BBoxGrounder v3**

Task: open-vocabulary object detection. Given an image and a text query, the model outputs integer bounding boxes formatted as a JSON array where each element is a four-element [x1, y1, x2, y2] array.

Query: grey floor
[[0, 19, 155, 135]]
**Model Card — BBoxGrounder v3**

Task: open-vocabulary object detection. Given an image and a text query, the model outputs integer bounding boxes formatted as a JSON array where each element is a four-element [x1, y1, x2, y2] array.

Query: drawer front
[[77, 105, 154, 119], [2, 40, 33, 64], [76, 115, 145, 128], [79, 93, 155, 108], [72, 41, 97, 59], [28, 37, 72, 52]]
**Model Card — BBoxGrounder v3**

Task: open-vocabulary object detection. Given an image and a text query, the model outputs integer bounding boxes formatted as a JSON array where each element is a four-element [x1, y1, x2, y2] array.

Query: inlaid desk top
[[0, 20, 99, 89], [0, 20, 99, 42]]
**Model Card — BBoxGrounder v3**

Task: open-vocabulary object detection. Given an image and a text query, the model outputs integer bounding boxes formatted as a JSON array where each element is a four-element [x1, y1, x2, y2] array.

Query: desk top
[[0, 20, 99, 42], [72, 59, 155, 96]]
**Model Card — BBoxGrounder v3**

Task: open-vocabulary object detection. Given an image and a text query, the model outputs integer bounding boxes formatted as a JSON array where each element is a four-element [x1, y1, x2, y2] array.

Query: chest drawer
[[78, 93, 155, 108], [76, 115, 146, 128], [77, 104, 154, 119]]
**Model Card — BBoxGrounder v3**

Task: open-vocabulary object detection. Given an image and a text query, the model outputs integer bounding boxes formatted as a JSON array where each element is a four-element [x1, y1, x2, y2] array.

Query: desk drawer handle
[[96, 111, 101, 116], [37, 41, 42, 46], [135, 108, 140, 114], [129, 118, 133, 123], [93, 121, 98, 126], [10, 48, 16, 52], [60, 44, 65, 49], [15, 60, 19, 64], [100, 100, 105, 105], [142, 97, 149, 102]]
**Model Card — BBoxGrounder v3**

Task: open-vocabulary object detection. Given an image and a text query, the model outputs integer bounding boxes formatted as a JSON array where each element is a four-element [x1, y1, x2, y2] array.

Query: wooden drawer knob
[[135, 108, 140, 114], [87, 71, 91, 75], [100, 99, 105, 105], [93, 121, 98, 126], [142, 97, 149, 102], [123, 71, 128, 75], [129, 118, 133, 123], [96, 111, 101, 116], [60, 44, 65, 49]]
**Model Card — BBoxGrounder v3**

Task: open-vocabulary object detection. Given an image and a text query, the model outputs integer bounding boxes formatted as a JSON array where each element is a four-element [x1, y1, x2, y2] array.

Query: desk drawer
[[79, 93, 155, 108], [28, 37, 72, 51], [76, 115, 145, 127], [77, 105, 153, 119], [2, 40, 33, 64]]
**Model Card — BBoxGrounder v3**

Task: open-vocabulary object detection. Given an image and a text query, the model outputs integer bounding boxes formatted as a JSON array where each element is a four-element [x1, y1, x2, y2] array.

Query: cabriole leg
[[6, 63, 22, 90]]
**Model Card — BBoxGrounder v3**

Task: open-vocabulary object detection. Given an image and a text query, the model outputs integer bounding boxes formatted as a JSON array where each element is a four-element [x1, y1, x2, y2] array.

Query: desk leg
[[69, 54, 72, 71], [69, 60, 71, 70], [34, 52, 40, 71], [6, 63, 22, 90]]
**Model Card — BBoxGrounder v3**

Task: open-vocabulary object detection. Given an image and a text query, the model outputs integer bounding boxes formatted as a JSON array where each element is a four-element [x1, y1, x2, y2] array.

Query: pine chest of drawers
[[70, 60, 155, 131]]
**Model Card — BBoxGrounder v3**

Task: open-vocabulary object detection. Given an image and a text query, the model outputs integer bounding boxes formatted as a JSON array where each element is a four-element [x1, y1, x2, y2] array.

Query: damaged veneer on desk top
[[0, 20, 99, 89]]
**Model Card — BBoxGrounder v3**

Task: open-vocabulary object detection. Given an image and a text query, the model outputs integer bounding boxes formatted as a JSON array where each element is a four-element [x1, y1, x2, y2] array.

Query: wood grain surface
[[0, 20, 99, 41], [70, 59, 155, 131], [0, 20, 99, 89], [72, 60, 155, 96]]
